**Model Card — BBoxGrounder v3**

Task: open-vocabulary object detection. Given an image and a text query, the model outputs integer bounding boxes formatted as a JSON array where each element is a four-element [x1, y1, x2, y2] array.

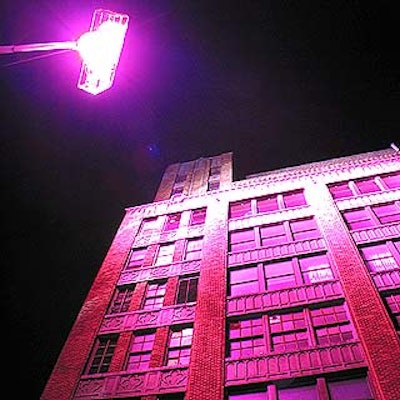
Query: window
[[260, 223, 287, 247], [166, 326, 193, 366], [283, 191, 307, 208], [176, 275, 198, 304], [126, 330, 155, 371], [184, 237, 203, 261], [383, 292, 400, 330], [259, 218, 320, 247], [264, 259, 296, 291], [108, 285, 135, 314], [229, 265, 261, 296], [360, 243, 399, 272], [228, 317, 265, 358], [311, 303, 354, 346], [257, 195, 279, 213], [229, 229, 256, 252], [230, 200, 252, 218], [86, 335, 118, 374], [142, 280, 166, 310], [155, 243, 175, 266], [257, 190, 307, 214], [329, 172, 400, 200], [228, 388, 267, 399], [372, 202, 400, 224], [139, 217, 159, 235], [341, 203, 400, 229], [157, 394, 185, 400], [382, 171, 400, 189], [290, 218, 320, 241], [327, 376, 374, 400], [126, 247, 147, 269], [171, 184, 184, 196], [269, 312, 308, 352], [164, 213, 181, 231], [229, 253, 333, 297], [329, 182, 353, 199], [299, 254, 334, 284], [342, 208, 374, 230], [354, 178, 380, 194], [277, 384, 318, 400], [190, 208, 206, 225]]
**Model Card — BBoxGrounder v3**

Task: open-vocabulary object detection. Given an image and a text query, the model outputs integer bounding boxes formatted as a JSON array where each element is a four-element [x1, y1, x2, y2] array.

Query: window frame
[[125, 330, 155, 371], [86, 334, 118, 375], [108, 284, 135, 314], [142, 280, 167, 310], [176, 275, 199, 304], [165, 325, 194, 366]]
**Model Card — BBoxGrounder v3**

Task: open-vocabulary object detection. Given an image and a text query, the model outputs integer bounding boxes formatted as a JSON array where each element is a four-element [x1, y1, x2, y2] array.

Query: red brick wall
[[185, 197, 229, 400], [40, 211, 138, 400]]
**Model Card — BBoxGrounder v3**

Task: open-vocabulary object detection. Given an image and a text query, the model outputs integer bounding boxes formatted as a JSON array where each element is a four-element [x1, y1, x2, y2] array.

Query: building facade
[[41, 147, 400, 400]]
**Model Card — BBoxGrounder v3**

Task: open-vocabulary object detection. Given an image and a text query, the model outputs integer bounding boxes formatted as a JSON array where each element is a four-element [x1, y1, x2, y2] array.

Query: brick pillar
[[306, 181, 400, 400], [185, 196, 228, 400], [154, 164, 179, 201], [40, 210, 140, 400]]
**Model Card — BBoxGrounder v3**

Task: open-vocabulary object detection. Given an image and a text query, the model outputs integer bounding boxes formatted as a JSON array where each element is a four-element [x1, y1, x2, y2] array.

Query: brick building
[[41, 146, 400, 400]]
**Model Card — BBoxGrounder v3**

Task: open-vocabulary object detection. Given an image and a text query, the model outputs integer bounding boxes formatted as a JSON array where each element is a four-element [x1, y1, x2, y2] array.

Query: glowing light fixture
[[0, 9, 129, 95]]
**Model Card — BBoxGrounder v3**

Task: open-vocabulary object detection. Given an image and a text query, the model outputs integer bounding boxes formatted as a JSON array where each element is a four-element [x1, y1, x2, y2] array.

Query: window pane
[[126, 248, 147, 269], [299, 254, 333, 284], [329, 182, 353, 199], [290, 218, 320, 241], [360, 244, 398, 272], [382, 171, 400, 189], [228, 391, 266, 400], [164, 213, 181, 231], [328, 377, 373, 400], [373, 203, 400, 224], [190, 208, 206, 225], [257, 195, 279, 213], [278, 384, 318, 400], [230, 266, 260, 296], [230, 200, 252, 218], [355, 178, 380, 194], [283, 191, 307, 208], [260, 223, 288, 246], [342, 209, 374, 230], [155, 243, 175, 265]]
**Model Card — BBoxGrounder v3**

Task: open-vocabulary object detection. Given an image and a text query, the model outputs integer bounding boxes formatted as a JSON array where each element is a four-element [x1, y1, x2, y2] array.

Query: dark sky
[[1, 1, 399, 398]]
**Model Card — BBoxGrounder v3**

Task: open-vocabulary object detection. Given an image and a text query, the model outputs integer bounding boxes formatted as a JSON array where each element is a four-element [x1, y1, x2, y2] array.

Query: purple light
[[77, 9, 129, 95]]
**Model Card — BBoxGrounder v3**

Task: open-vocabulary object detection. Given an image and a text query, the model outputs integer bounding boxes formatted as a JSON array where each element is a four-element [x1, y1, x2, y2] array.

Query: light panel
[[77, 9, 129, 95]]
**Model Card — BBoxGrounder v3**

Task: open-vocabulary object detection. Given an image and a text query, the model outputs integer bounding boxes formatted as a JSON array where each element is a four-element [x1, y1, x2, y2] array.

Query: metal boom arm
[[0, 41, 77, 55]]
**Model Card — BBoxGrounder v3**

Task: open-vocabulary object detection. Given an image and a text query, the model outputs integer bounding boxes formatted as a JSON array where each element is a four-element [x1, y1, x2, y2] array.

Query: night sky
[[1, 1, 399, 398]]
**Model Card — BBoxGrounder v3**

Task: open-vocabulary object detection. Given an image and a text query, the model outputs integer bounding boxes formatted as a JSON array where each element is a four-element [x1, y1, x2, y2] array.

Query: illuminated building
[[41, 146, 400, 400]]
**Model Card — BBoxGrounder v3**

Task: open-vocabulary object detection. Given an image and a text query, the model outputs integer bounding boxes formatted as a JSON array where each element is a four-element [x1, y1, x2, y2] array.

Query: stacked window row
[[229, 190, 307, 219], [341, 201, 400, 230], [139, 208, 207, 235], [328, 171, 400, 200], [229, 253, 335, 296], [85, 324, 194, 375], [86, 300, 357, 376], [229, 217, 320, 252], [227, 301, 355, 358], [227, 373, 374, 400], [126, 236, 203, 269], [108, 275, 199, 314]]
